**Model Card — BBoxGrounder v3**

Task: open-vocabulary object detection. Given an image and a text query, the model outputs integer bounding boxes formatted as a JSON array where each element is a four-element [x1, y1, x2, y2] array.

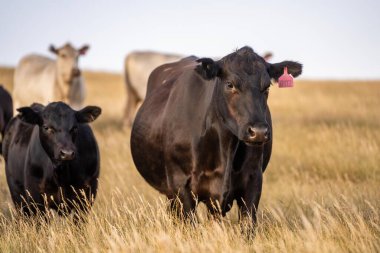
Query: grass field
[[0, 67, 379, 252]]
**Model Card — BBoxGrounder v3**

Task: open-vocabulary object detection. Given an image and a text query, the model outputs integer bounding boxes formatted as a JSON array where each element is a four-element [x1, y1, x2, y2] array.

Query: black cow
[[131, 46, 302, 226], [2, 102, 101, 217], [0, 85, 13, 155]]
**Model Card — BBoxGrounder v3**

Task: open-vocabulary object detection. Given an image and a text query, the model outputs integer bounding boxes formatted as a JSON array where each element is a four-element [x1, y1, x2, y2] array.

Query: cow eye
[[43, 125, 54, 134], [60, 53, 67, 59], [225, 82, 235, 90]]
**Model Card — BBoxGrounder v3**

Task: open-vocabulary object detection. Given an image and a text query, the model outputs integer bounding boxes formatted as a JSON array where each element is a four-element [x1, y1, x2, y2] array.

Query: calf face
[[196, 47, 302, 145], [50, 43, 89, 83], [17, 102, 101, 164]]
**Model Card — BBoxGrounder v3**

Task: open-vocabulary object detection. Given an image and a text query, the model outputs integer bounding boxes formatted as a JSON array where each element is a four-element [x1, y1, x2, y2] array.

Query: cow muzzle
[[71, 68, 81, 78], [245, 123, 270, 145], [59, 149, 76, 161]]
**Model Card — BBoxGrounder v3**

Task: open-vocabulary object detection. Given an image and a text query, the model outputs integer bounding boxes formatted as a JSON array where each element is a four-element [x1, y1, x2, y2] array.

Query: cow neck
[[54, 64, 71, 103], [53, 162, 72, 187]]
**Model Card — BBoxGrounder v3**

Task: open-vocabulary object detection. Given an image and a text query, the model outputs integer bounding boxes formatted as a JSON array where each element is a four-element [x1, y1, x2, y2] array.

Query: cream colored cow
[[13, 43, 89, 111], [123, 51, 183, 127]]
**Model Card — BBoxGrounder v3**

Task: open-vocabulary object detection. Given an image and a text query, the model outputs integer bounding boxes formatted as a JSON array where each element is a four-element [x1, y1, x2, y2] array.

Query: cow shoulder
[[18, 54, 54, 71], [2, 117, 32, 160]]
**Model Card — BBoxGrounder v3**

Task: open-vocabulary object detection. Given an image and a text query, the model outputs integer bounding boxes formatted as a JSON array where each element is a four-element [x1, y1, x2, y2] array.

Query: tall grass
[[0, 69, 379, 252]]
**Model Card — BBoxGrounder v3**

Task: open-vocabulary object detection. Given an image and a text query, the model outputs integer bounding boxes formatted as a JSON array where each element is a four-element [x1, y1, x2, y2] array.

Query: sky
[[0, 0, 379, 79]]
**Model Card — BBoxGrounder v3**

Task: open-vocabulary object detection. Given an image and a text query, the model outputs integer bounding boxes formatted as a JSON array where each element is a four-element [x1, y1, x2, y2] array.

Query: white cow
[[13, 43, 89, 111], [123, 51, 183, 127]]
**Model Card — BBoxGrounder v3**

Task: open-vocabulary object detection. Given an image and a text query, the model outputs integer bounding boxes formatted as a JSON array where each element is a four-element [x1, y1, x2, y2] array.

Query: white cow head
[[49, 43, 89, 83]]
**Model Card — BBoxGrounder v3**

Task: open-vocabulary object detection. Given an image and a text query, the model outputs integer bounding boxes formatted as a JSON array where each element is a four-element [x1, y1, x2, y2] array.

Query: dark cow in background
[[131, 47, 302, 226], [2, 102, 101, 217], [0, 85, 13, 155]]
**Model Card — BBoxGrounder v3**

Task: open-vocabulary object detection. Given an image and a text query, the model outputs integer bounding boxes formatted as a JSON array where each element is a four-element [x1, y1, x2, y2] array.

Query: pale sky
[[0, 0, 379, 79]]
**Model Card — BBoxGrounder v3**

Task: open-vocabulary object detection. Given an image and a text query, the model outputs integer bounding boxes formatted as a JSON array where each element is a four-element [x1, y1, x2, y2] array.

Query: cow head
[[17, 102, 101, 164], [195, 46, 302, 146], [49, 43, 89, 83]]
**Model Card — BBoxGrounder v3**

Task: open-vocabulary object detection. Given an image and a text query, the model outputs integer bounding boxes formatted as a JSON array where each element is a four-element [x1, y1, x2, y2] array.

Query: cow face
[[17, 102, 101, 164], [50, 43, 89, 83], [195, 47, 302, 145]]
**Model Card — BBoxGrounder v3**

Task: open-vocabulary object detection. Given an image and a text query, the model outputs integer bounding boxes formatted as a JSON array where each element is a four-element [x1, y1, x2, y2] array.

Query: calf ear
[[79, 45, 90, 55], [76, 106, 101, 123], [49, 45, 58, 55], [17, 107, 42, 125], [267, 61, 303, 81], [30, 103, 45, 113], [195, 58, 221, 80]]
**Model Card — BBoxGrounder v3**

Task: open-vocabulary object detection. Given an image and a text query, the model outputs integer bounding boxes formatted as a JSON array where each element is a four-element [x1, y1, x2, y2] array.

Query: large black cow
[[0, 85, 13, 155], [131, 46, 302, 225], [2, 102, 101, 217]]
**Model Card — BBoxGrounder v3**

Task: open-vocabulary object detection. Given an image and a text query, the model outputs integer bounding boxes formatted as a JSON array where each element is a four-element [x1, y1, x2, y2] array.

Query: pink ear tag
[[278, 67, 294, 88]]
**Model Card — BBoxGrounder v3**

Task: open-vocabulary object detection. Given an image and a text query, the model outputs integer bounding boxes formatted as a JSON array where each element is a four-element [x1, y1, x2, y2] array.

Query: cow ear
[[17, 107, 42, 125], [79, 45, 90, 55], [267, 61, 303, 81], [30, 103, 45, 113], [49, 45, 58, 55], [76, 106, 101, 123], [195, 58, 221, 80], [263, 52, 273, 61]]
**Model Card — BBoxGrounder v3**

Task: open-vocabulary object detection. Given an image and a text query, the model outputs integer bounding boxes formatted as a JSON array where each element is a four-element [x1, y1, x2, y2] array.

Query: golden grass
[[0, 68, 379, 252]]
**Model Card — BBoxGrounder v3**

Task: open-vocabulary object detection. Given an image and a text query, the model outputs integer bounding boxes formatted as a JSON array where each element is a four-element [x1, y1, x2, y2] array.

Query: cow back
[[125, 51, 183, 100], [13, 54, 56, 107]]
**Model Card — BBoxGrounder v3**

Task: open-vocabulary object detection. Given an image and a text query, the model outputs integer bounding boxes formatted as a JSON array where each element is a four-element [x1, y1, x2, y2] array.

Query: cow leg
[[15, 196, 48, 223], [124, 86, 140, 128], [204, 198, 224, 221], [237, 168, 263, 227], [66, 183, 98, 224], [168, 189, 196, 221], [21, 181, 48, 217], [9, 188, 31, 216], [21, 194, 48, 217]]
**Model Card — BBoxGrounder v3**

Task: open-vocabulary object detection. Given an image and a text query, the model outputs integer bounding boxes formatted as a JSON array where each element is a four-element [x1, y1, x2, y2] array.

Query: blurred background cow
[[123, 51, 182, 127], [13, 43, 89, 111]]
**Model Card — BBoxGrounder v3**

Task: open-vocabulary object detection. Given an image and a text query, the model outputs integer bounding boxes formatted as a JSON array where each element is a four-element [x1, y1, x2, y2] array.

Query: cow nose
[[247, 125, 270, 143], [59, 149, 75, 160], [72, 68, 81, 77]]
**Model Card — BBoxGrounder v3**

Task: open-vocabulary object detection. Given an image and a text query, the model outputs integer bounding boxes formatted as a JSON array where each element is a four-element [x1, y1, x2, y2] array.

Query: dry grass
[[0, 68, 379, 252]]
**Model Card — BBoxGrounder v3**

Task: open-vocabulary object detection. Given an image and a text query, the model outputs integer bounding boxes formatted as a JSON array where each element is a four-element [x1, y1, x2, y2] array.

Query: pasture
[[0, 67, 379, 252]]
